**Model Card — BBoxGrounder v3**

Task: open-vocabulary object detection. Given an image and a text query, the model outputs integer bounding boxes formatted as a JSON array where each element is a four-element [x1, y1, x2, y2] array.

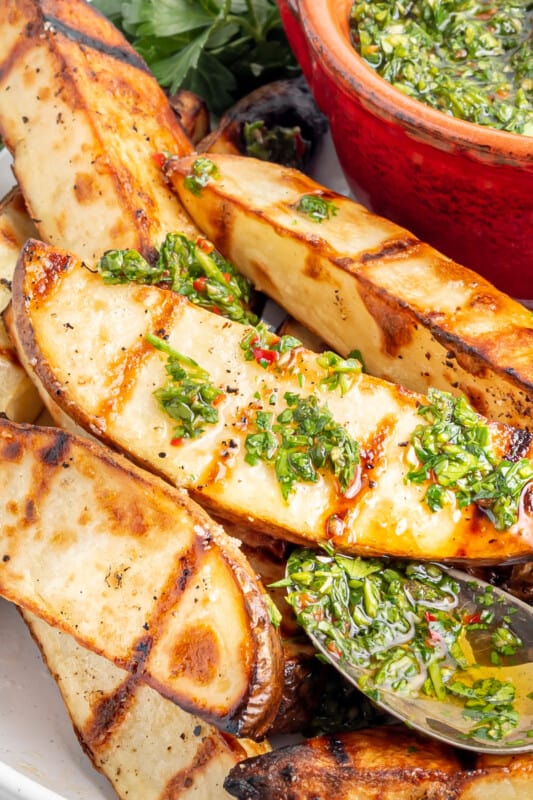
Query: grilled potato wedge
[[224, 726, 463, 799], [0, 188, 42, 421], [23, 611, 269, 799], [0, 417, 283, 738], [11, 239, 533, 564], [163, 154, 533, 430], [0, 0, 197, 263], [223, 726, 533, 800]]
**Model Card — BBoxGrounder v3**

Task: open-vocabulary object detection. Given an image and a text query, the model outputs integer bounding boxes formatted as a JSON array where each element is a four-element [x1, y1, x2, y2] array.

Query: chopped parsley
[[296, 194, 338, 223], [97, 232, 257, 325], [240, 322, 302, 368], [407, 388, 533, 530], [147, 334, 223, 442], [317, 351, 363, 395], [183, 157, 220, 196], [245, 392, 360, 500], [280, 548, 524, 743]]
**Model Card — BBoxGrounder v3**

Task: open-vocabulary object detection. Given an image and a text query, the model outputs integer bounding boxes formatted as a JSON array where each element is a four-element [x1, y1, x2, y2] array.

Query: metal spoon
[[300, 566, 533, 754]]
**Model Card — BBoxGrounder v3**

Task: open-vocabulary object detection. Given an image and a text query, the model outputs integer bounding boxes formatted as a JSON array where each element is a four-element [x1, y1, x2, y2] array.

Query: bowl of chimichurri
[[277, 0, 533, 299]]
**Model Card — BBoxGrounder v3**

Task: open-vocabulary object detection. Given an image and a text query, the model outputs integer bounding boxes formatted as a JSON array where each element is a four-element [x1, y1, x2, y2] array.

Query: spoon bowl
[[284, 552, 533, 754]]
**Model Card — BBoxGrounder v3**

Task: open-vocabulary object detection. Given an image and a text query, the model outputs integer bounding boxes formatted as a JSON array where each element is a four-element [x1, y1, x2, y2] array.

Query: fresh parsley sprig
[[93, 0, 300, 114]]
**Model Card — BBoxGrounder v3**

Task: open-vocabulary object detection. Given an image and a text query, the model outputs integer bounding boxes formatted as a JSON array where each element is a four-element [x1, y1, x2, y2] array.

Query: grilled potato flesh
[[23, 611, 270, 800], [0, 189, 42, 422], [11, 239, 533, 564], [0, 0, 197, 263], [0, 417, 283, 738], [163, 154, 533, 430]]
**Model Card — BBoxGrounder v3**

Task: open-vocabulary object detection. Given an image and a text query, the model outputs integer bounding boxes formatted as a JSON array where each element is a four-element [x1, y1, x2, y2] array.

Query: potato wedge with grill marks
[[0, 417, 283, 739], [0, 0, 197, 263], [11, 238, 533, 565], [163, 154, 533, 430], [23, 611, 270, 800], [223, 726, 533, 800]]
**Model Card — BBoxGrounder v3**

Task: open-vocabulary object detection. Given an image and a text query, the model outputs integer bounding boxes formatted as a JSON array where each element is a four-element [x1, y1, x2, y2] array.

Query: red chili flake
[[252, 347, 278, 365], [463, 612, 481, 625], [213, 392, 225, 407], [294, 132, 307, 158], [170, 437, 183, 447], [425, 611, 437, 622], [210, 306, 222, 315], [152, 152, 166, 168], [327, 640, 342, 658], [193, 276, 208, 292], [222, 272, 232, 283], [195, 236, 214, 253]]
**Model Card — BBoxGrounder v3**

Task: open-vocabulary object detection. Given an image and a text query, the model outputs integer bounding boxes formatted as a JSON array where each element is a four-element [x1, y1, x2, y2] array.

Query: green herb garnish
[[245, 393, 360, 500], [94, 0, 299, 115], [317, 351, 363, 395], [281, 548, 524, 743], [147, 333, 223, 441], [296, 194, 338, 223], [183, 157, 220, 196], [97, 232, 257, 324], [407, 388, 533, 530], [240, 322, 301, 368]]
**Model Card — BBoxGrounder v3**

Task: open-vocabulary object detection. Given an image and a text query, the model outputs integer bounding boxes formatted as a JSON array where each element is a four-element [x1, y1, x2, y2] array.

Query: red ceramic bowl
[[278, 0, 533, 300]]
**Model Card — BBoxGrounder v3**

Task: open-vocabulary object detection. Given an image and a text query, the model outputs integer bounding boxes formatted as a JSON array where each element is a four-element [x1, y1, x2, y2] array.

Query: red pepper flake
[[252, 347, 279, 365], [195, 236, 214, 253], [170, 437, 183, 447], [213, 392, 225, 407], [463, 612, 481, 625], [222, 272, 232, 283], [210, 305, 222, 315], [193, 276, 208, 292], [425, 611, 437, 622], [152, 152, 166, 168]]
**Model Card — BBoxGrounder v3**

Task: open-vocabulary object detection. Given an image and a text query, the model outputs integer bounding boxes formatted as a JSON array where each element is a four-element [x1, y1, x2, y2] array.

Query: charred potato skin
[[224, 727, 533, 800], [163, 154, 533, 431], [0, 417, 284, 739], [224, 726, 464, 799], [0, 0, 197, 263]]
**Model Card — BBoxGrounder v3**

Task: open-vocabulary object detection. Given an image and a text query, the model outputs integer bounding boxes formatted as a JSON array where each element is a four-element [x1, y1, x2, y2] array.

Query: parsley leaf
[[93, 0, 300, 114]]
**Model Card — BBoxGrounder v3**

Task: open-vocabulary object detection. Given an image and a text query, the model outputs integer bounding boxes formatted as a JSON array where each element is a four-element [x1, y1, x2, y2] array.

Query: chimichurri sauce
[[280, 547, 532, 743], [349, 0, 533, 135]]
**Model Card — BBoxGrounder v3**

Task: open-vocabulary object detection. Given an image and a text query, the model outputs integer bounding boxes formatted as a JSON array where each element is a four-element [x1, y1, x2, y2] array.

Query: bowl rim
[[294, 0, 533, 160]]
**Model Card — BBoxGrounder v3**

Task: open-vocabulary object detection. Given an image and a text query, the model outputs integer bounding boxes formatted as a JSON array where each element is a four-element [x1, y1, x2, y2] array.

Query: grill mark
[[84, 673, 138, 748], [359, 236, 421, 263], [42, 15, 149, 74], [31, 250, 72, 299], [94, 291, 178, 422], [161, 735, 224, 798], [124, 543, 202, 680], [38, 430, 70, 466]]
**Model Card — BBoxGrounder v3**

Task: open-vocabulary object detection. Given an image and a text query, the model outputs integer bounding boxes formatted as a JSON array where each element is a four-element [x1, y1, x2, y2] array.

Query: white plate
[[0, 138, 350, 800]]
